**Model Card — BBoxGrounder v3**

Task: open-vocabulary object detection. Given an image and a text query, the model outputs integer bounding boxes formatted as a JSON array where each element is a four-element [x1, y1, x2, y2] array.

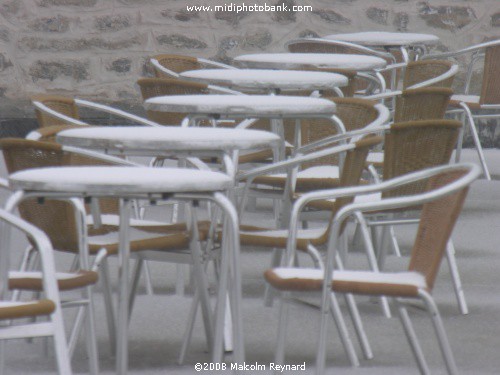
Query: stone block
[[394, 12, 409, 31], [19, 35, 143, 52], [28, 15, 70, 33], [418, 2, 476, 30], [94, 15, 132, 32], [29, 60, 90, 82], [312, 9, 351, 24], [367, 7, 389, 25], [156, 34, 207, 49], [161, 10, 199, 22], [0, 1, 19, 16], [272, 0, 296, 24], [298, 30, 320, 38], [106, 58, 132, 74], [491, 12, 500, 27], [0, 53, 13, 72], [243, 29, 272, 49], [215, 11, 249, 26]]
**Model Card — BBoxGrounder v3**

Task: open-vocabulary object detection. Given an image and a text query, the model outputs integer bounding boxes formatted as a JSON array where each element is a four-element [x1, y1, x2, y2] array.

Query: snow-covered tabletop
[[322, 32, 439, 47], [179, 69, 348, 91], [144, 94, 336, 118], [57, 126, 281, 155], [9, 166, 233, 195], [234, 53, 387, 70]]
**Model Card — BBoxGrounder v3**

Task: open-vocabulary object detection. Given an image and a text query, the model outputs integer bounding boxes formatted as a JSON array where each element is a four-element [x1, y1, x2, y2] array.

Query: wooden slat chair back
[[394, 87, 453, 123], [32, 94, 79, 128], [151, 54, 202, 78], [382, 119, 461, 199], [136, 77, 210, 125], [403, 60, 455, 90], [0, 139, 119, 254], [479, 44, 500, 104]]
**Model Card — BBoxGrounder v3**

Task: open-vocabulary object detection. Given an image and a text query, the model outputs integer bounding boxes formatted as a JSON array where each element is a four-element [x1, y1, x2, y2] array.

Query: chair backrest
[[286, 38, 398, 91], [382, 119, 462, 198], [136, 77, 210, 125], [402, 60, 456, 89], [0, 138, 118, 253], [394, 87, 453, 123], [325, 135, 383, 236], [408, 168, 470, 290], [480, 44, 500, 104], [151, 54, 202, 78], [32, 95, 79, 128], [297, 97, 381, 169]]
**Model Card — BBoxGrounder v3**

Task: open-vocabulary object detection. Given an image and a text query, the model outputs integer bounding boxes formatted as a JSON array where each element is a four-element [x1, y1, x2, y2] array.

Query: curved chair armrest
[[0, 177, 10, 191], [422, 40, 500, 60], [74, 99, 161, 127], [284, 163, 480, 262], [26, 125, 86, 141], [32, 101, 88, 126], [297, 104, 390, 154], [376, 62, 408, 73], [237, 142, 354, 182], [286, 38, 396, 62], [407, 64, 459, 89], [150, 58, 179, 78], [198, 58, 238, 70]]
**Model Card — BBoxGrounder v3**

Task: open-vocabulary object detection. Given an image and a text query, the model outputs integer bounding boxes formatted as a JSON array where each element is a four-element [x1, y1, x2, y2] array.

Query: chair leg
[[142, 261, 154, 296], [52, 310, 73, 375], [334, 252, 372, 360], [263, 248, 283, 307], [328, 293, 359, 367], [128, 259, 143, 319], [274, 292, 290, 367], [100, 257, 116, 355], [84, 286, 99, 375], [454, 111, 465, 163], [388, 225, 401, 257], [445, 240, 468, 315], [419, 290, 459, 375], [178, 289, 200, 365], [394, 298, 430, 375], [460, 103, 491, 180], [354, 212, 391, 318]]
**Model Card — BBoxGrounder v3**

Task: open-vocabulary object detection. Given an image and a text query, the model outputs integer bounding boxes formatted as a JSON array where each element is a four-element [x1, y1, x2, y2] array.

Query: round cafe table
[[57, 126, 282, 177], [7, 166, 240, 374], [234, 52, 387, 71], [323, 32, 439, 61], [143, 94, 339, 159], [179, 68, 348, 94]]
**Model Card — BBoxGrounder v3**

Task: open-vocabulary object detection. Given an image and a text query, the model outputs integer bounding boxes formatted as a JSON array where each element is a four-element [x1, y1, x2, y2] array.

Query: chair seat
[[87, 221, 212, 255], [0, 299, 55, 320], [253, 166, 341, 190], [449, 94, 481, 110], [9, 270, 98, 291], [306, 192, 381, 211], [366, 151, 384, 167], [265, 268, 427, 297], [240, 224, 327, 251]]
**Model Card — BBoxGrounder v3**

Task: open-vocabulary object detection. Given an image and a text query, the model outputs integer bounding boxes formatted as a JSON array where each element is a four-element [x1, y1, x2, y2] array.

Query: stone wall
[[0, 0, 499, 127]]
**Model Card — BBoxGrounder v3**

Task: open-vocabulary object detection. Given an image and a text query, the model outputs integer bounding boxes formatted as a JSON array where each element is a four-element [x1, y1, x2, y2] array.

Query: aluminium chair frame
[[269, 163, 479, 375]]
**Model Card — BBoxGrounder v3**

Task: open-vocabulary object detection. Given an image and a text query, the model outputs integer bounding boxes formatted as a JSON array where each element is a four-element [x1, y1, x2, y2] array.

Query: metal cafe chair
[[422, 39, 500, 180], [265, 163, 479, 375], [150, 53, 237, 79], [0, 208, 72, 374]]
